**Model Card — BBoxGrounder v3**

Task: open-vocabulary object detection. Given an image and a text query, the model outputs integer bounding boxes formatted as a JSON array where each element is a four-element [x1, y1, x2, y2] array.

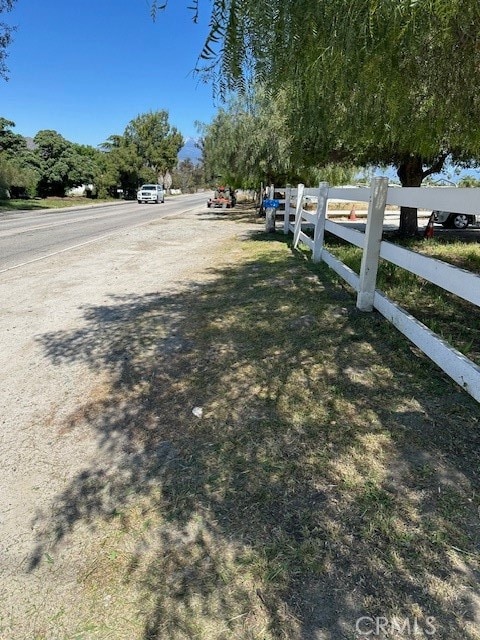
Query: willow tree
[[152, 0, 480, 236], [200, 86, 358, 189], [199, 87, 296, 188]]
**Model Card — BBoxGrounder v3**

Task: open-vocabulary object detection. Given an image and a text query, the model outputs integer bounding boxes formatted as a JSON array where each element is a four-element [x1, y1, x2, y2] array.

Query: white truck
[[433, 210, 479, 229], [137, 184, 165, 204]]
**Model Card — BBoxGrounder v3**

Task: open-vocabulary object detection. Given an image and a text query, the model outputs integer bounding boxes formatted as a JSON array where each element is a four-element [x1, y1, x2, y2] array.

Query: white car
[[433, 210, 478, 229], [137, 184, 165, 204]]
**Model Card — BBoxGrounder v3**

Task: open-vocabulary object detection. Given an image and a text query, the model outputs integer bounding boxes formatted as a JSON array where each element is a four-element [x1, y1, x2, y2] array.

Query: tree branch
[[422, 152, 449, 180]]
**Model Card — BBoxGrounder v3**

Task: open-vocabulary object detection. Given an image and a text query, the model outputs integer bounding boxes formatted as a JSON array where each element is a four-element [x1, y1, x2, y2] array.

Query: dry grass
[[324, 233, 480, 366], [25, 222, 480, 639], [326, 201, 401, 212]]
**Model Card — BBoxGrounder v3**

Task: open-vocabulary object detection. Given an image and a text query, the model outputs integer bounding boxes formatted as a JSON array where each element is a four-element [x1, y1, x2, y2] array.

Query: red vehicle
[[207, 186, 236, 209]]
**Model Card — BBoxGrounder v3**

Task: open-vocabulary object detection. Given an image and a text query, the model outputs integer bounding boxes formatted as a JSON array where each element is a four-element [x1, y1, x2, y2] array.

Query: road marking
[[0, 204, 150, 238], [0, 205, 201, 275]]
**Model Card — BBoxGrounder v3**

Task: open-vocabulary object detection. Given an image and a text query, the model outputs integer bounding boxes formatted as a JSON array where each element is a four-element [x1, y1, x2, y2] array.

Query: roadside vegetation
[[0, 111, 191, 204], [323, 233, 480, 369], [157, 0, 480, 236], [28, 213, 480, 640], [0, 196, 115, 212]]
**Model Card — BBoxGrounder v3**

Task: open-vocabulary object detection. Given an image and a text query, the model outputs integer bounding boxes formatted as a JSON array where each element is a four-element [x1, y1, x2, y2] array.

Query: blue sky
[[0, 0, 218, 147]]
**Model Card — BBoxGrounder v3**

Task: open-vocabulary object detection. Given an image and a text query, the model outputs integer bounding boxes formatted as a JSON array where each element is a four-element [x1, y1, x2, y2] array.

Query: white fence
[[276, 178, 480, 403]]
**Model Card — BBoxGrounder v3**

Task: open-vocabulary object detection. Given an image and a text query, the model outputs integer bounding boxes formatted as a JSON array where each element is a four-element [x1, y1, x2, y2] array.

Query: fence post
[[293, 184, 305, 248], [265, 184, 276, 233], [284, 184, 292, 234], [356, 176, 389, 311], [312, 181, 329, 263]]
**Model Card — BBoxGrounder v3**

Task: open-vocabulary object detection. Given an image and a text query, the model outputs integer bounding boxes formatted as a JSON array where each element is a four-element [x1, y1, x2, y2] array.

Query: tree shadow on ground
[[32, 232, 480, 639], [198, 203, 262, 225]]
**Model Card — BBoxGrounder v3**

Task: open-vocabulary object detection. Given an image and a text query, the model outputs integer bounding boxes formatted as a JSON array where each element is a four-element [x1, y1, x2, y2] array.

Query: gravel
[[0, 206, 259, 639]]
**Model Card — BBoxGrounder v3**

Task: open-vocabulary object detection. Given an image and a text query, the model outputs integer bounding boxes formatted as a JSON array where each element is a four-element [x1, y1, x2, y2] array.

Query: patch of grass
[[325, 202, 401, 212], [324, 234, 480, 365], [0, 196, 115, 212], [31, 228, 480, 639]]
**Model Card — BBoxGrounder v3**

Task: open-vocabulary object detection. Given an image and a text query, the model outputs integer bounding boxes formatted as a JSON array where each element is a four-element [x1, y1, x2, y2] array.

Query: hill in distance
[[178, 137, 202, 164]]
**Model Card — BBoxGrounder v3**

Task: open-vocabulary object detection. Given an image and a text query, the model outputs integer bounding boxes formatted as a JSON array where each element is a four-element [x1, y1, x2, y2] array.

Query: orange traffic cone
[[424, 212, 435, 239], [348, 204, 357, 220]]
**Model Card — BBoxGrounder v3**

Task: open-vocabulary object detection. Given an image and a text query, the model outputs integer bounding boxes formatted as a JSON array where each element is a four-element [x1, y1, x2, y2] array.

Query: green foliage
[[0, 116, 25, 154], [1, 156, 39, 197], [0, 118, 40, 197], [171, 158, 205, 193], [100, 111, 183, 197], [0, 110, 184, 200], [200, 85, 357, 188], [270, 0, 480, 172], [309, 164, 358, 187], [124, 110, 183, 178], [0, 1, 16, 79], [33, 130, 97, 197], [199, 86, 298, 187], [457, 175, 480, 188], [97, 137, 143, 198], [0, 158, 8, 198], [153, 0, 480, 233]]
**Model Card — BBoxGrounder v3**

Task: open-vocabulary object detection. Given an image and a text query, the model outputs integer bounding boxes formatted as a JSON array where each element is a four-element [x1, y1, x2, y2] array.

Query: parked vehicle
[[137, 184, 165, 204], [207, 186, 236, 209], [433, 210, 478, 229]]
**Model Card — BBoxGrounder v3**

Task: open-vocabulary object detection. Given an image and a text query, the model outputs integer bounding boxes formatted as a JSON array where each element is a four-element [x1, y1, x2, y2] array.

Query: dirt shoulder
[[0, 207, 261, 639]]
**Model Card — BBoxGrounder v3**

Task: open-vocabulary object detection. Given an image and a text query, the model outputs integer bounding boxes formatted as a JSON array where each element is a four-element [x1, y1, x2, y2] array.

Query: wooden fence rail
[[277, 178, 480, 403]]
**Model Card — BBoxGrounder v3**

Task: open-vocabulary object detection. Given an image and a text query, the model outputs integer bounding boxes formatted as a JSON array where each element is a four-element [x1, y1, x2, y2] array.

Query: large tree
[[100, 111, 184, 196], [99, 134, 144, 198], [152, 0, 480, 235], [124, 110, 184, 184], [200, 86, 357, 189], [0, 117, 23, 153], [199, 87, 294, 188], [34, 130, 97, 197], [171, 158, 205, 193], [0, 118, 39, 198]]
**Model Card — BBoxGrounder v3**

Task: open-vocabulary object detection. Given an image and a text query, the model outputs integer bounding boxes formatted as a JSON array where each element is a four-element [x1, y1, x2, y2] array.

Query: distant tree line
[[0, 111, 206, 200]]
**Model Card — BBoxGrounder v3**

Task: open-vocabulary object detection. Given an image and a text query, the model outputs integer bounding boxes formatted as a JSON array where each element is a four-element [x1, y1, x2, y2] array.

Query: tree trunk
[[397, 155, 423, 237], [163, 171, 172, 194]]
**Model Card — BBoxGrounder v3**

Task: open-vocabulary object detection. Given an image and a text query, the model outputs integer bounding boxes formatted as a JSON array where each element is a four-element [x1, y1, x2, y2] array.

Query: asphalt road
[[0, 193, 208, 272]]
